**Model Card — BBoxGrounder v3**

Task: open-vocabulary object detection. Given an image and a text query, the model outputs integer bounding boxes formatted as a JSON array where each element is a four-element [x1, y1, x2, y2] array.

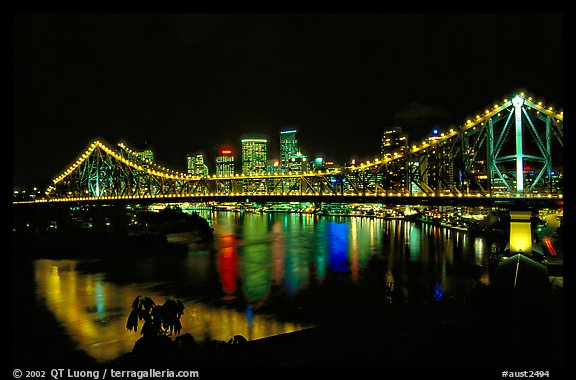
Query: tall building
[[288, 152, 308, 174], [266, 159, 280, 175], [323, 161, 337, 173], [280, 129, 299, 174], [136, 149, 155, 162], [313, 157, 325, 171], [550, 169, 562, 193], [241, 138, 267, 176], [216, 149, 235, 177], [381, 127, 407, 156], [186, 153, 209, 177], [135, 142, 155, 168]]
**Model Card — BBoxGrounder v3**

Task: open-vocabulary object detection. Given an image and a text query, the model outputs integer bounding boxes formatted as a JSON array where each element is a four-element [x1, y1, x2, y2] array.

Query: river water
[[31, 211, 494, 363]]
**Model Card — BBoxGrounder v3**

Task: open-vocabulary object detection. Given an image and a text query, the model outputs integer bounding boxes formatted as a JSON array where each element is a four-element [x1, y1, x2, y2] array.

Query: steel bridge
[[16, 92, 563, 207]]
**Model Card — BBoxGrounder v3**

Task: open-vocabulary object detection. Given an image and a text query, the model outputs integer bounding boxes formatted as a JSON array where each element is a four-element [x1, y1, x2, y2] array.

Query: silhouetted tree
[[126, 296, 185, 337]]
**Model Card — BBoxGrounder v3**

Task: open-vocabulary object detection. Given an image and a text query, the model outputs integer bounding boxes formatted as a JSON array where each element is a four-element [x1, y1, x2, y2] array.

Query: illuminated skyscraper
[[288, 152, 308, 174], [186, 153, 209, 177], [381, 127, 407, 156], [280, 129, 299, 174], [241, 139, 267, 176], [135, 142, 155, 169], [216, 149, 235, 177], [550, 169, 562, 193], [266, 159, 280, 175], [136, 149, 154, 162]]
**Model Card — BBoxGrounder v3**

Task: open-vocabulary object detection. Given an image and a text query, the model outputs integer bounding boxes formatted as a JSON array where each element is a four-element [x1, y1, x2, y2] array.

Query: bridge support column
[[55, 206, 72, 233], [509, 211, 532, 254], [512, 96, 525, 193], [112, 204, 129, 236], [91, 204, 129, 236], [92, 206, 106, 235]]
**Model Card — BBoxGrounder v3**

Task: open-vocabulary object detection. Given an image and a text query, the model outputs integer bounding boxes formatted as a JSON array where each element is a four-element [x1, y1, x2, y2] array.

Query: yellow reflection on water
[[34, 259, 310, 363]]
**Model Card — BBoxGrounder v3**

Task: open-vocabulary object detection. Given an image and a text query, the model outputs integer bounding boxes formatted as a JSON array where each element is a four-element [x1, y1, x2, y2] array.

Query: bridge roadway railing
[[14, 191, 563, 210]]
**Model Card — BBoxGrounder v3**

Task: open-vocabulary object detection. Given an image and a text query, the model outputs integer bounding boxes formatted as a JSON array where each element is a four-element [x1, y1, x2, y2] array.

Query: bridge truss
[[41, 92, 562, 203]]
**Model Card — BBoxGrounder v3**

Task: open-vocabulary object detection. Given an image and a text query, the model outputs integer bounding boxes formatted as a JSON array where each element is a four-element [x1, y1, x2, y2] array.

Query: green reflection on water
[[33, 258, 309, 363]]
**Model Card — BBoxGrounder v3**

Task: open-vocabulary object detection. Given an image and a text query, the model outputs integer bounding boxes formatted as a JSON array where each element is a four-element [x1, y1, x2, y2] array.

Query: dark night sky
[[12, 13, 564, 187]]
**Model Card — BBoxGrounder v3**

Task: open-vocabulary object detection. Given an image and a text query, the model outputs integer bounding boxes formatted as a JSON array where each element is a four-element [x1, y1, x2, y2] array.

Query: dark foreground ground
[[11, 240, 566, 375]]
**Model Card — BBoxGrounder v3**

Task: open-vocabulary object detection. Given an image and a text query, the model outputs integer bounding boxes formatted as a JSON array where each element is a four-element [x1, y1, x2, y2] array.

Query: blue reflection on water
[[327, 222, 349, 273], [433, 281, 444, 301]]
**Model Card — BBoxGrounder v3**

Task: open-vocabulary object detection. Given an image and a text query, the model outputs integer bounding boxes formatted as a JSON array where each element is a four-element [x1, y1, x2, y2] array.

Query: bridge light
[[512, 95, 524, 108]]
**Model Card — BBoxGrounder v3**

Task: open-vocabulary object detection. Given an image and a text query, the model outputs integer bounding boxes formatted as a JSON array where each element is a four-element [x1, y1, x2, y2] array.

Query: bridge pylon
[[509, 211, 532, 255]]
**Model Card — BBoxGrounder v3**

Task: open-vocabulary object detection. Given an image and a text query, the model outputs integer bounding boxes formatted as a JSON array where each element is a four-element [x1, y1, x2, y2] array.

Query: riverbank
[[12, 232, 189, 260]]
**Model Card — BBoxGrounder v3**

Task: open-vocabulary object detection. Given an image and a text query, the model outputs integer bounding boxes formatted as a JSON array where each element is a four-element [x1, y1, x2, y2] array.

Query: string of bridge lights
[[45, 92, 562, 198], [41, 187, 563, 203], [338, 92, 562, 170], [28, 190, 562, 204], [116, 142, 193, 177], [46, 141, 202, 197]]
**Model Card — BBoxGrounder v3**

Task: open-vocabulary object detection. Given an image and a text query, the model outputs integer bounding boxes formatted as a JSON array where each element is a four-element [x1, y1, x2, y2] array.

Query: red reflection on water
[[218, 233, 238, 299], [544, 237, 556, 256]]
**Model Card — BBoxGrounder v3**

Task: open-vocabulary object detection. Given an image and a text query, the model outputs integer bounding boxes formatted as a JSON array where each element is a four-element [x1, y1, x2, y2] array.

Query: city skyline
[[12, 13, 563, 186], [8, 123, 462, 187]]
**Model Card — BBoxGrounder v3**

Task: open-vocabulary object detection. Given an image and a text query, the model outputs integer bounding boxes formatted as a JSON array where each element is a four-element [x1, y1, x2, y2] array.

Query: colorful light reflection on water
[[32, 212, 491, 362]]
